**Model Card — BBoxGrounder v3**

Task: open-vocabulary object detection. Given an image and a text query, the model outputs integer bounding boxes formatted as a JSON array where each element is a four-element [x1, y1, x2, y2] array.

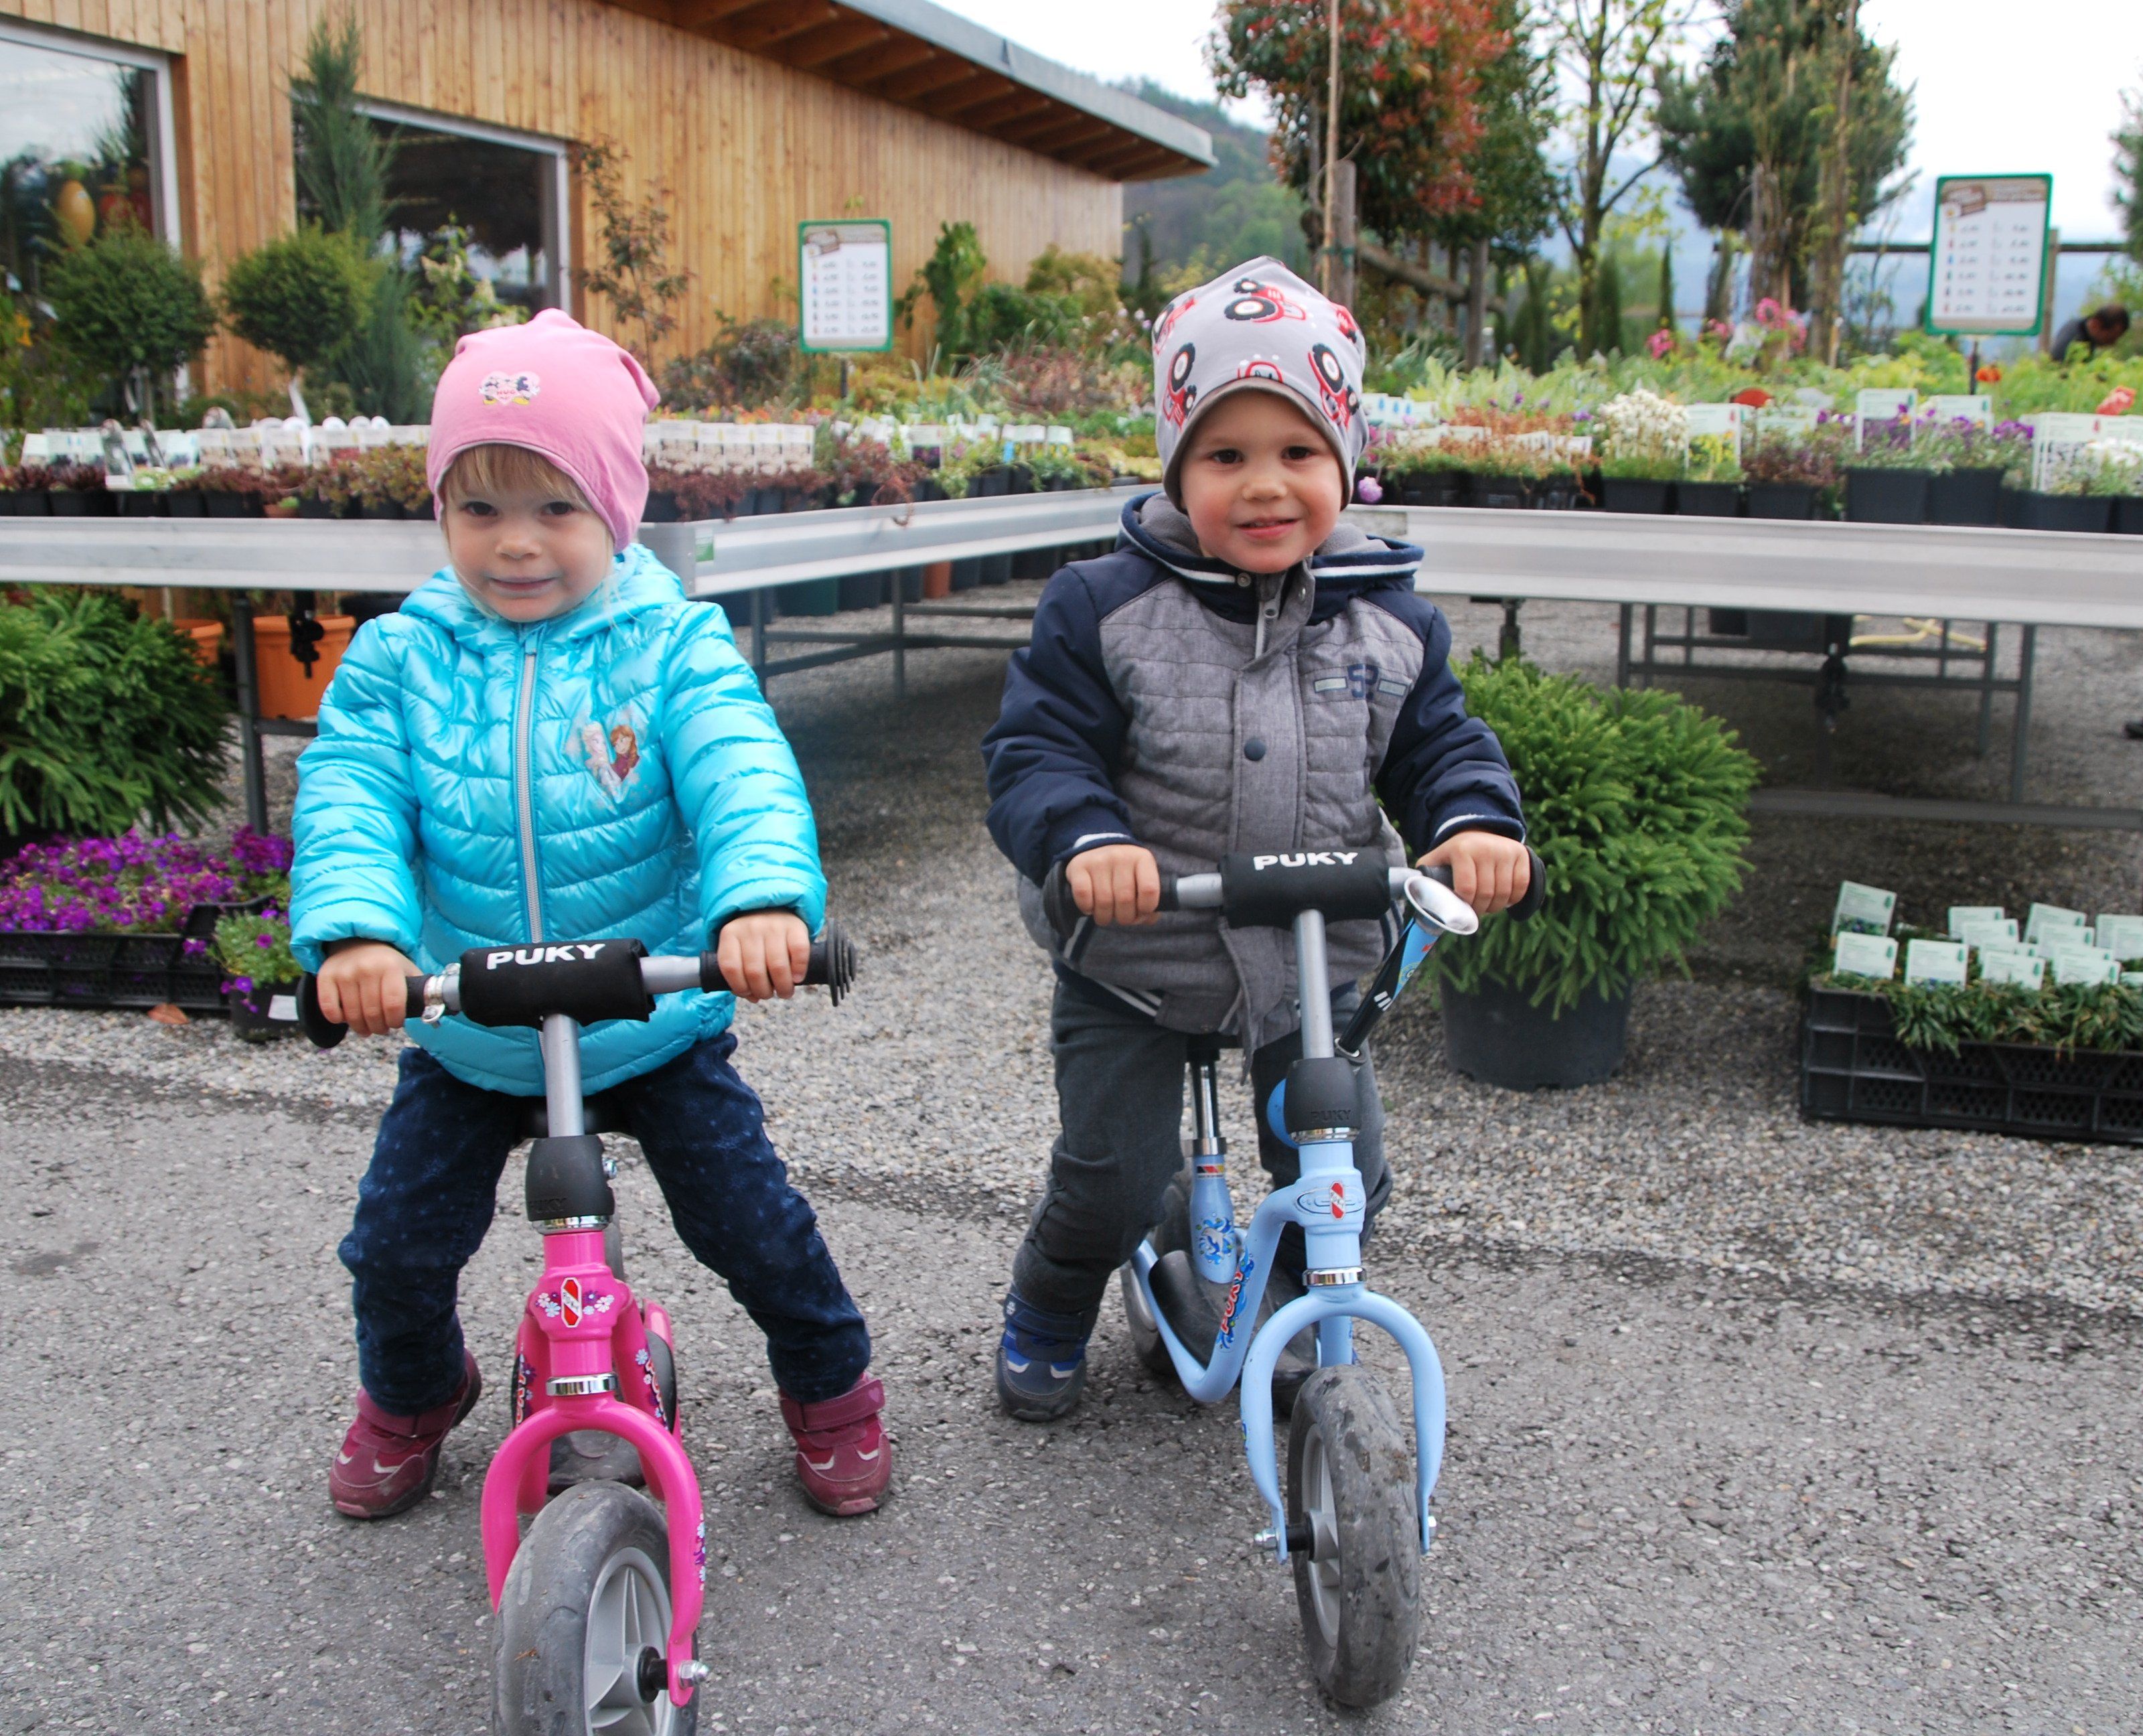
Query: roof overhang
[[633, 0, 1213, 179]]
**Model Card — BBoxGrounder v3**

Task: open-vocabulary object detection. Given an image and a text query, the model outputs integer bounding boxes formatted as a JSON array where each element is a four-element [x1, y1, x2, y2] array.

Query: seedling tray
[[0, 902, 231, 1014], [1801, 985, 2143, 1146]]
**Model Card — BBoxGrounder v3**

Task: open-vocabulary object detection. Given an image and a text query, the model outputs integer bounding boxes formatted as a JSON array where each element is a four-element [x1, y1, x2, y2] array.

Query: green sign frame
[[798, 219, 894, 355], [1923, 173, 2053, 340]]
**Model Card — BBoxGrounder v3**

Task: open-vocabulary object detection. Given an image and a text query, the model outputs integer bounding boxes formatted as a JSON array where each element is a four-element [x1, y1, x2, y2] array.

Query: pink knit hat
[[426, 309, 660, 550]]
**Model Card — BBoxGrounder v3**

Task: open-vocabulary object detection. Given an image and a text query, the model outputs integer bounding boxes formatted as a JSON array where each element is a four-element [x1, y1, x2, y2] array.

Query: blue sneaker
[[995, 1291, 1096, 1421]]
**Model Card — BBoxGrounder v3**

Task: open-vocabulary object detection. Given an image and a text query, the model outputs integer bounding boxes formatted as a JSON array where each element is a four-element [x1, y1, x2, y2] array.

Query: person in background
[[2051, 303, 2130, 360]]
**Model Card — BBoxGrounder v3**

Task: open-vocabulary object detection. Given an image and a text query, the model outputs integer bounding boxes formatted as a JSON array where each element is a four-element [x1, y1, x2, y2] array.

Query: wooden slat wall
[[2, 0, 1122, 391]]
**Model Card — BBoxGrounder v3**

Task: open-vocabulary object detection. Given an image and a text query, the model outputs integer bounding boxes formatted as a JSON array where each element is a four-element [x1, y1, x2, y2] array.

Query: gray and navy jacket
[[983, 493, 1524, 1047]]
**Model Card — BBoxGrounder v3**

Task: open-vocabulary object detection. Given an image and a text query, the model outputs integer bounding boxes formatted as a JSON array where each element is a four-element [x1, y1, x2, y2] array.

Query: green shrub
[[220, 224, 370, 378], [0, 589, 230, 838], [1428, 655, 1759, 1011], [41, 228, 219, 419]]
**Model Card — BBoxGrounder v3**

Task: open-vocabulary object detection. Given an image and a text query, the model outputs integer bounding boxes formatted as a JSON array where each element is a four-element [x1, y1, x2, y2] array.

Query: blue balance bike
[[1046, 847, 1543, 1708]]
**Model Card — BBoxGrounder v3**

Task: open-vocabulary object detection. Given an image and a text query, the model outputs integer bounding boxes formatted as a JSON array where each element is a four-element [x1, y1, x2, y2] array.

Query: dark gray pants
[[1011, 981, 1390, 1318]]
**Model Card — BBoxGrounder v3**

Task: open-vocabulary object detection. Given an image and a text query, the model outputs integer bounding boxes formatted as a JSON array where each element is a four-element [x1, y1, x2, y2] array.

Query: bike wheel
[[1286, 1366, 1420, 1709], [494, 1481, 700, 1736], [1119, 1163, 1193, 1379]]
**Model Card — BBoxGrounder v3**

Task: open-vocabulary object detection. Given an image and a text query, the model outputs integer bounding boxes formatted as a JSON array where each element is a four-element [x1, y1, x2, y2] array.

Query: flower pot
[[1469, 473, 1532, 510], [1394, 471, 1465, 508], [117, 490, 169, 516], [837, 571, 887, 611], [297, 496, 341, 519], [2114, 497, 2143, 536], [1927, 467, 2004, 527], [948, 558, 982, 592], [1440, 976, 1634, 1088], [1843, 467, 1930, 524], [364, 498, 407, 520], [973, 467, 1012, 498], [252, 613, 356, 721], [642, 491, 680, 523], [1534, 478, 1582, 512], [11, 490, 51, 516], [204, 492, 253, 518], [172, 618, 225, 665], [777, 578, 841, 617], [2009, 492, 2112, 533], [167, 490, 206, 518], [1745, 482, 1818, 519], [0, 492, 15, 516], [46, 490, 93, 516], [1600, 478, 1673, 514], [227, 977, 301, 1043], [413, 496, 436, 520], [921, 561, 953, 599], [1674, 481, 1742, 517]]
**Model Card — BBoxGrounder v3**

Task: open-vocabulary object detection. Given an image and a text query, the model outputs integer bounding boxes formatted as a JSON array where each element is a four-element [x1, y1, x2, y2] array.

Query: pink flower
[[1646, 329, 1676, 360], [1355, 476, 1384, 504]]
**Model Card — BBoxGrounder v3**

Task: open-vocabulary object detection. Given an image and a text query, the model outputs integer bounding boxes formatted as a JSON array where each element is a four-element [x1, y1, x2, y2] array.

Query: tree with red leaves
[[1210, 0, 1507, 254]]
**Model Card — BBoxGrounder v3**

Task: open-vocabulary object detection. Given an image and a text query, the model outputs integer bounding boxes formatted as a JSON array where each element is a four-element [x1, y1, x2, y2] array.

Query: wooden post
[[2037, 229, 2061, 354], [1464, 238, 1491, 367], [1331, 159, 1357, 311]]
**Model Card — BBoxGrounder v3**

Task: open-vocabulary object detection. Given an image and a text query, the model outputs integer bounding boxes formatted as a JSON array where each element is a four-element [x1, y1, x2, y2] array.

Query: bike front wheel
[[494, 1480, 700, 1736], [1286, 1365, 1420, 1709]]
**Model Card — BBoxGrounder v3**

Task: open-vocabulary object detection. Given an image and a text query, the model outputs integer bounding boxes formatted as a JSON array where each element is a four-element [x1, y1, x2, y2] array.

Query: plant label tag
[[2024, 903, 2087, 946], [1946, 905, 2006, 938], [1833, 932, 1899, 980], [2124, 972, 2143, 988], [1903, 940, 1969, 986], [1980, 950, 2045, 988], [2049, 952, 2119, 987], [1832, 882, 1897, 936], [1957, 917, 2019, 951], [2095, 914, 2143, 959]]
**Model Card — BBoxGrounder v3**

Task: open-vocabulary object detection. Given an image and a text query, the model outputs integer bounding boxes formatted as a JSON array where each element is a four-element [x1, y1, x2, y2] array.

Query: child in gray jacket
[[981, 259, 1529, 1420]]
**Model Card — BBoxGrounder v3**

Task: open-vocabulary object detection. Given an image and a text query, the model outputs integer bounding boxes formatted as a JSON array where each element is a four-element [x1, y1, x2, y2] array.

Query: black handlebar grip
[[1419, 847, 1547, 922], [297, 971, 430, 1050], [699, 917, 858, 1007], [1039, 862, 1082, 941], [1155, 878, 1181, 912]]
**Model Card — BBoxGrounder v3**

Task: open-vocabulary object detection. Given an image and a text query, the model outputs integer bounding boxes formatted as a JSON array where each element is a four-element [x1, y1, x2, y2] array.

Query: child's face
[[443, 479, 613, 622], [1177, 390, 1345, 575]]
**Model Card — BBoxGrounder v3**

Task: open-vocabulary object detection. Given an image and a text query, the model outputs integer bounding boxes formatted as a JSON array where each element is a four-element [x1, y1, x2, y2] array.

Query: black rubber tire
[[1120, 1161, 1193, 1380], [1286, 1366, 1421, 1709], [646, 1329, 679, 1432], [494, 1481, 700, 1735]]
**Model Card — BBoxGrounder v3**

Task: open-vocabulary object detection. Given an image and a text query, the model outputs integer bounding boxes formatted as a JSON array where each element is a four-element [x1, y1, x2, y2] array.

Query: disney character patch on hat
[[480, 370, 540, 407]]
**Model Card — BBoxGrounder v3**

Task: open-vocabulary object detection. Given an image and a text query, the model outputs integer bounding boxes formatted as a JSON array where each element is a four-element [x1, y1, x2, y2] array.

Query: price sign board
[[1925, 174, 2052, 338], [798, 220, 893, 353]]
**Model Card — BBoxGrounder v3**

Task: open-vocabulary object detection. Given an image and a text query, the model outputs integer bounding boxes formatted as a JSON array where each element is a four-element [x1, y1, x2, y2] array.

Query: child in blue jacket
[[292, 311, 889, 1520], [981, 261, 1529, 1421]]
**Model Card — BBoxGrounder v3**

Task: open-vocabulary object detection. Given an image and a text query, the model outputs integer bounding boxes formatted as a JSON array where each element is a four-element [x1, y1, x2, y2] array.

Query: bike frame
[[1126, 903, 1452, 1566], [478, 1010, 707, 1709]]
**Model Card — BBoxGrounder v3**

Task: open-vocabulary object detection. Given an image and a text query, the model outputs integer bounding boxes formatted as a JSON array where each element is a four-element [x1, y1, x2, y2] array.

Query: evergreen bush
[[0, 589, 230, 839], [220, 225, 371, 381], [41, 228, 219, 420], [1428, 654, 1759, 1011]]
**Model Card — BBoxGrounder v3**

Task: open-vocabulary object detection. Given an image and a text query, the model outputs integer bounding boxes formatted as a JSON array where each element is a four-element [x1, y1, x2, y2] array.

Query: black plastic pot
[[117, 491, 167, 517], [46, 490, 95, 516], [837, 571, 887, 610], [1469, 473, 1532, 510], [1440, 976, 1634, 1088], [204, 492, 253, 518], [1745, 482, 1818, 519], [1674, 481, 1742, 517], [2114, 496, 2143, 535], [1927, 467, 2004, 526], [297, 496, 340, 519], [167, 490, 206, 518], [1600, 477, 1673, 514], [227, 978, 301, 1043], [1391, 470, 1465, 508], [642, 490, 680, 523], [1535, 477, 1582, 512], [364, 498, 408, 520], [2009, 491, 2112, 533], [10, 491, 50, 516], [1843, 467, 1930, 524]]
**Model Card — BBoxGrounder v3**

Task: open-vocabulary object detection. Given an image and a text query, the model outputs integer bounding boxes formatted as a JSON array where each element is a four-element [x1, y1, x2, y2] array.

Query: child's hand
[[1067, 845, 1161, 927], [1419, 831, 1532, 916], [318, 940, 422, 1037], [717, 910, 811, 1001]]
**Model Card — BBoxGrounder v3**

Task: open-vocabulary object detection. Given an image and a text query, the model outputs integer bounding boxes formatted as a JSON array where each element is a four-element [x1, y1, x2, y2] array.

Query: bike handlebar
[[299, 920, 857, 1050]]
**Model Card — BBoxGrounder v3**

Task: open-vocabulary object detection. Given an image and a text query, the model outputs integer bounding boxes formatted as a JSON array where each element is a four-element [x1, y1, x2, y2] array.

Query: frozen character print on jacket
[[577, 713, 643, 801]]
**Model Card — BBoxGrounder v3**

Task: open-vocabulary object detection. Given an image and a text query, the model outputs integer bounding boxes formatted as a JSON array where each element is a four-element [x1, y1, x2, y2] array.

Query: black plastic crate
[[0, 902, 236, 1015], [1801, 987, 2143, 1147]]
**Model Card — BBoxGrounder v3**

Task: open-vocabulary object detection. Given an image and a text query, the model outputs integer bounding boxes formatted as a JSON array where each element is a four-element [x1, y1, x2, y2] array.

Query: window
[[296, 102, 568, 315], [0, 21, 175, 301]]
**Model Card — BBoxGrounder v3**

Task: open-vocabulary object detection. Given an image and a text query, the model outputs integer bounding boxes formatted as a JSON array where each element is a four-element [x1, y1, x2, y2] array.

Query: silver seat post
[[1190, 1052, 1224, 1157], [539, 1013, 586, 1138], [1292, 910, 1334, 1059]]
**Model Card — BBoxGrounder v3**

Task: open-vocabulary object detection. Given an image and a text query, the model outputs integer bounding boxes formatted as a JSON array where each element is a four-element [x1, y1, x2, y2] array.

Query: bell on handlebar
[[1402, 873, 1479, 938]]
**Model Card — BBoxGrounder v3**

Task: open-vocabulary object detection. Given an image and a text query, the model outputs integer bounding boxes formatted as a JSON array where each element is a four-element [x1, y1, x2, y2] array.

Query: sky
[[936, 0, 2143, 241]]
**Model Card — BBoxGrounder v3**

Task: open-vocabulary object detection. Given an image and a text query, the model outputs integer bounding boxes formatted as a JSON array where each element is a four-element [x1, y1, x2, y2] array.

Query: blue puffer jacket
[[290, 545, 826, 1094]]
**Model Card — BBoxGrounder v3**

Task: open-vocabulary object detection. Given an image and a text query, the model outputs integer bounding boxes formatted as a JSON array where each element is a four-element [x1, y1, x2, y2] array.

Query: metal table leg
[[750, 587, 768, 687], [1977, 623, 1998, 758], [230, 593, 269, 835], [891, 572, 906, 702], [2010, 625, 2037, 804], [1615, 604, 1632, 689]]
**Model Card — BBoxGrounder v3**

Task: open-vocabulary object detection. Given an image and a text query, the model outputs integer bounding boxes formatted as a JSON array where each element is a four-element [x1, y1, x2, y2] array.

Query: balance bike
[[302, 924, 856, 1735], [1047, 849, 1541, 1708]]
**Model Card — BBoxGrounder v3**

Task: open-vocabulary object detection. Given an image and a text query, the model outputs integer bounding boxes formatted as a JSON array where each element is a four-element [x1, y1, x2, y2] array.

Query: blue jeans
[[340, 1033, 870, 1414]]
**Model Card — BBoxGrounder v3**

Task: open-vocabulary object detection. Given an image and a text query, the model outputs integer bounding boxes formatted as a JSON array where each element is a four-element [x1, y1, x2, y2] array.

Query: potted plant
[[1675, 433, 1743, 517], [212, 903, 302, 1040], [1595, 388, 1686, 514], [1376, 433, 1471, 507], [41, 225, 220, 426], [46, 460, 113, 517], [5, 463, 57, 516], [198, 463, 265, 518], [1917, 419, 2026, 526], [166, 464, 208, 517], [2010, 447, 2117, 533], [1843, 413, 1933, 523], [1467, 437, 1543, 510], [2094, 441, 2143, 534], [1741, 423, 1841, 518], [1424, 654, 1759, 1087]]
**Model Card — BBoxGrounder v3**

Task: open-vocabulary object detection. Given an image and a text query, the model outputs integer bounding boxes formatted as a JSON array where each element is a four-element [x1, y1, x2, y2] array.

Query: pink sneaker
[[329, 1353, 483, 1520], [780, 1373, 890, 1516]]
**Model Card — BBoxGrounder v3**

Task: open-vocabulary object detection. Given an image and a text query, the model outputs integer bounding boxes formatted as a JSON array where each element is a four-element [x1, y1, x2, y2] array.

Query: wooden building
[[0, 0, 1209, 390]]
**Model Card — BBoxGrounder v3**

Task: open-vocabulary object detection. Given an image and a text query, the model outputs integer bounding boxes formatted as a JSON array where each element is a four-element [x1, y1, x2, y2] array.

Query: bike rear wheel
[[494, 1481, 700, 1735]]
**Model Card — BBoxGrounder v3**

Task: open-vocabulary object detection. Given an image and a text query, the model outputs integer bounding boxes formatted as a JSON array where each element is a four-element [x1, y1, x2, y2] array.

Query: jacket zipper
[[512, 636, 544, 942]]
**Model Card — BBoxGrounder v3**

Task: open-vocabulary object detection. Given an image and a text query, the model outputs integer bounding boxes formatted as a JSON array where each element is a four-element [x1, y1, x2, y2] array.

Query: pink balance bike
[[301, 924, 857, 1735]]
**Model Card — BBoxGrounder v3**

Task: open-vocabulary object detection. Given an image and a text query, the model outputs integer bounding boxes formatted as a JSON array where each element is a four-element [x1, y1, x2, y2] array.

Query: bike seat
[[516, 1090, 628, 1141]]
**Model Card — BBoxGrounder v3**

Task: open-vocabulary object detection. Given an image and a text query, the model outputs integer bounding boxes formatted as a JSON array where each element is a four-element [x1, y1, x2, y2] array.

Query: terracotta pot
[[252, 614, 356, 720], [172, 618, 225, 665], [921, 561, 953, 600]]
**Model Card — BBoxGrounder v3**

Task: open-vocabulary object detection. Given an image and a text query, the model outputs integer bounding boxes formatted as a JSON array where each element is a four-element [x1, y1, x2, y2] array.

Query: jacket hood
[[1119, 491, 1421, 597], [397, 540, 686, 646]]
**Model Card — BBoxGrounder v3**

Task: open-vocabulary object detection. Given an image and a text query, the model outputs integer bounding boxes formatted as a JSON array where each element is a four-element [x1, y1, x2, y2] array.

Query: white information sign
[[799, 220, 893, 354], [1927, 175, 2052, 337]]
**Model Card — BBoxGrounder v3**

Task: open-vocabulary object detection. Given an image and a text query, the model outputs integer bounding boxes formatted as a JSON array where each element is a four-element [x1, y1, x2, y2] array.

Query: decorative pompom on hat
[[1151, 256, 1365, 504], [426, 309, 660, 550]]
